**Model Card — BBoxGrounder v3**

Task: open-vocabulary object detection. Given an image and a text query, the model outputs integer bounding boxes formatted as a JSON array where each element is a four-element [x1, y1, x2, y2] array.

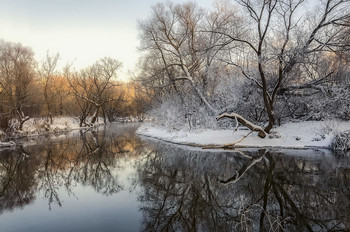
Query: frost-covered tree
[[137, 0, 350, 139], [137, 1, 237, 114], [214, 0, 350, 132]]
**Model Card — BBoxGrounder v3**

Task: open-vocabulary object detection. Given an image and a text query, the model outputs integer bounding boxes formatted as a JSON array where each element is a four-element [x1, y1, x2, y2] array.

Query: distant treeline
[[0, 40, 149, 131]]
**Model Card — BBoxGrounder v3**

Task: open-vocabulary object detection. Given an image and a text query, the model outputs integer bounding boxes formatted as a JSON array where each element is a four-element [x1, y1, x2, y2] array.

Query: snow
[[136, 120, 350, 149], [5, 116, 105, 139], [22, 117, 80, 133]]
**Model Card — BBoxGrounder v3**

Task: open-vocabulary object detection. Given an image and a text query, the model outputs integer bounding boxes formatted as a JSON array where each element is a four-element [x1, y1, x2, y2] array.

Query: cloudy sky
[[0, 0, 214, 80]]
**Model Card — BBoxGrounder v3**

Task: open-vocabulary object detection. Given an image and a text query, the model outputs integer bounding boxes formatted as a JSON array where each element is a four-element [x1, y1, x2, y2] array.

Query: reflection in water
[[0, 125, 144, 213], [0, 125, 350, 231], [136, 143, 350, 232], [0, 146, 38, 213]]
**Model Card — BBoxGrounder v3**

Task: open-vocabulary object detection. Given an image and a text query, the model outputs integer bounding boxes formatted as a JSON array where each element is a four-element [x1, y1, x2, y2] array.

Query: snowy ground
[[0, 117, 104, 146], [22, 117, 82, 134], [19, 116, 109, 137], [0, 116, 142, 147], [137, 120, 350, 149]]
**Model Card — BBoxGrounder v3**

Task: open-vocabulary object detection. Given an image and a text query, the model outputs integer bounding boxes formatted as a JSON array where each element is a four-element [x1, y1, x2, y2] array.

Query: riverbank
[[0, 117, 104, 147], [0, 116, 143, 148], [137, 120, 350, 150]]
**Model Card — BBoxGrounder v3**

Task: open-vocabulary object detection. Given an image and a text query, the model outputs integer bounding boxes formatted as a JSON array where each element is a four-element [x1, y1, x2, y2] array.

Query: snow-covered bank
[[0, 117, 106, 141], [20, 117, 107, 137], [22, 117, 82, 134], [137, 120, 350, 149]]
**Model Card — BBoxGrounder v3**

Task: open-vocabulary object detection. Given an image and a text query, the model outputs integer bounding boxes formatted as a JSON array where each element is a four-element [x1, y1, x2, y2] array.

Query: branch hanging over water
[[217, 113, 266, 138]]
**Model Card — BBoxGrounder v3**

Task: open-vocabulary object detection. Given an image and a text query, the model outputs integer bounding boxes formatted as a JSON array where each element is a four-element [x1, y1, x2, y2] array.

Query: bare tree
[[65, 57, 122, 126], [214, 0, 350, 132], [64, 65, 93, 127], [38, 52, 60, 124], [137, 1, 268, 137], [138, 2, 225, 114], [0, 40, 36, 130]]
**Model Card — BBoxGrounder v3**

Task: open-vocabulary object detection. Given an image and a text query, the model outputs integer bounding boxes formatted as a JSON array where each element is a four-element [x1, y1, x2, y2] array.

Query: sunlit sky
[[0, 0, 213, 81]]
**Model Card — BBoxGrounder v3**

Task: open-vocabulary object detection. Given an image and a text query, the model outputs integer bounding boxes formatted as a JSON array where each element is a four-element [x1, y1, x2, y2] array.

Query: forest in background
[[0, 40, 149, 133], [1, 0, 350, 136]]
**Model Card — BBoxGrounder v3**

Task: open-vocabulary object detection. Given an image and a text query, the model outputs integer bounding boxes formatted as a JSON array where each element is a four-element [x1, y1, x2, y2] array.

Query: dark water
[[0, 124, 349, 232]]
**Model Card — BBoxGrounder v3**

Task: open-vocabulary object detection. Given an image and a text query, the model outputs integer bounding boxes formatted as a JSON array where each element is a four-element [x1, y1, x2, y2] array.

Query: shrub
[[331, 130, 350, 157]]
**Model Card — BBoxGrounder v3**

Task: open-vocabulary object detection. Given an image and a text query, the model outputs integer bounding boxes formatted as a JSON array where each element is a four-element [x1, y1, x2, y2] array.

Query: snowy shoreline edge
[[136, 120, 350, 151]]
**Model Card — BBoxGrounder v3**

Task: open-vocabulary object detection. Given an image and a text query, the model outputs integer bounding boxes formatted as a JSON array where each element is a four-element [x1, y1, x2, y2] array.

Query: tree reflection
[[0, 125, 144, 212], [0, 146, 38, 214], [71, 130, 123, 195], [36, 141, 74, 209], [137, 143, 350, 231], [137, 146, 250, 231], [1, 127, 350, 231]]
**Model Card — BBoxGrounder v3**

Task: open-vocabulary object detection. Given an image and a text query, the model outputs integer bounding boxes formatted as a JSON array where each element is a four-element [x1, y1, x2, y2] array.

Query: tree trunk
[[91, 107, 100, 124], [79, 117, 84, 127], [79, 114, 88, 127], [102, 107, 107, 123], [264, 115, 274, 133]]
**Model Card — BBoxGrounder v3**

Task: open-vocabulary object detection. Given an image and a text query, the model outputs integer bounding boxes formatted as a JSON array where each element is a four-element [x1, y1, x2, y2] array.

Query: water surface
[[0, 124, 349, 231]]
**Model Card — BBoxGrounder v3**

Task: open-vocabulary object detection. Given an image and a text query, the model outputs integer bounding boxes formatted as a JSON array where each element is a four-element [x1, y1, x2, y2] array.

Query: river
[[0, 123, 349, 231]]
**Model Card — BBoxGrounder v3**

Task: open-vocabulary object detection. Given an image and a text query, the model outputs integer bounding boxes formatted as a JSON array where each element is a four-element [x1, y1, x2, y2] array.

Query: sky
[[0, 0, 213, 81]]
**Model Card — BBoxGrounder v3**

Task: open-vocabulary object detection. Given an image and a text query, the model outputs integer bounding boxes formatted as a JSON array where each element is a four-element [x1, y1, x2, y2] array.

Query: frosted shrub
[[8, 119, 20, 132], [35, 120, 51, 132], [332, 130, 350, 157], [211, 77, 243, 111], [148, 95, 221, 131], [148, 96, 187, 130], [147, 76, 266, 131], [285, 86, 350, 121], [187, 106, 218, 130], [212, 79, 266, 124]]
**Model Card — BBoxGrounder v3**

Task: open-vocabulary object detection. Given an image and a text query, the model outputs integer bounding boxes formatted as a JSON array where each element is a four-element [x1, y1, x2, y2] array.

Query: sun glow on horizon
[[0, 0, 213, 81]]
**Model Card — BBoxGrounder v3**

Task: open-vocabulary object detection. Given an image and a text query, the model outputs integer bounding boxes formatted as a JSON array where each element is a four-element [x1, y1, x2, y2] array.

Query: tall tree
[[0, 40, 36, 130], [65, 57, 122, 126], [214, 0, 350, 132], [137, 1, 268, 137], [38, 52, 60, 124], [138, 2, 233, 114]]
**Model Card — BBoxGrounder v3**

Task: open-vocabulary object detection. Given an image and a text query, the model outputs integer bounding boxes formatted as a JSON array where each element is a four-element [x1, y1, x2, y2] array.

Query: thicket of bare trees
[[136, 0, 350, 133], [0, 40, 36, 130], [0, 40, 149, 132], [64, 57, 125, 126]]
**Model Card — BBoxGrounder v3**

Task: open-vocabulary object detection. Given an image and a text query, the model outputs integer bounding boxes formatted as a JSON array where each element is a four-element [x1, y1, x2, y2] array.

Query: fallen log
[[216, 113, 266, 138]]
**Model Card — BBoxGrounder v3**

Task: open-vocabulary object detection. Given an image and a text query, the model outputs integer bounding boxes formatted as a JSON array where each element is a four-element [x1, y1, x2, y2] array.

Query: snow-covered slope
[[137, 120, 350, 149]]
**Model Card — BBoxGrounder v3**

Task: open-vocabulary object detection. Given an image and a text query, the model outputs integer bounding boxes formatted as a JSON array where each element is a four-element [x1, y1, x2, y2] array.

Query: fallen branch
[[203, 113, 266, 150], [216, 113, 266, 138]]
